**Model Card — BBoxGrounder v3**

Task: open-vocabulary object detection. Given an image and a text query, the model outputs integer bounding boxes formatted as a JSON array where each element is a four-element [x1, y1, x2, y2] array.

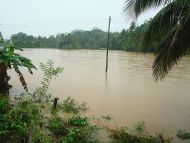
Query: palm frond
[[142, 0, 190, 51], [124, 0, 173, 17], [153, 14, 190, 80], [124, 0, 190, 80]]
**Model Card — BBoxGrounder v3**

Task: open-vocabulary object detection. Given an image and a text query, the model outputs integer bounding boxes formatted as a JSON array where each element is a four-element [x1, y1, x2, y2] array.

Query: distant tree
[[10, 26, 157, 52], [119, 21, 150, 52], [129, 21, 136, 31]]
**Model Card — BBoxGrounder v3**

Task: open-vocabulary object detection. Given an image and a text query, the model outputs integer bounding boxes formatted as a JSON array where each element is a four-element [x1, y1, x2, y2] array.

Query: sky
[[0, 0, 161, 39]]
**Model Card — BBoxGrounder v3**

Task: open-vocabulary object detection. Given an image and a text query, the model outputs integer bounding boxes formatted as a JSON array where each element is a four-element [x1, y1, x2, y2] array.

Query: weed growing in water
[[109, 127, 172, 143], [134, 121, 146, 135], [68, 116, 89, 127], [60, 97, 88, 114], [177, 129, 190, 140], [48, 117, 66, 136], [59, 126, 100, 143]]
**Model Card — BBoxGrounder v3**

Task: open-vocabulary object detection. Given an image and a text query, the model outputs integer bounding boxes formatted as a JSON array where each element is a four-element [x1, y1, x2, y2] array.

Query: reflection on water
[[9, 49, 190, 141]]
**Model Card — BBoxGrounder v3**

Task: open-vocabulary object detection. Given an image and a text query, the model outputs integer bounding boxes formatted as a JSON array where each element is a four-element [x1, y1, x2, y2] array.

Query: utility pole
[[105, 16, 111, 72]]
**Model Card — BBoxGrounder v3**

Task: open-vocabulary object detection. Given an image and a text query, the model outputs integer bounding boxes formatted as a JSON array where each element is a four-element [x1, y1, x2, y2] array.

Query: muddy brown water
[[9, 49, 190, 142]]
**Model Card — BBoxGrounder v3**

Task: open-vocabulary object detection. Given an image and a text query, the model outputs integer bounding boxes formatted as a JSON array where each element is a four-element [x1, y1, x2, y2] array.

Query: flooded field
[[9, 49, 190, 142]]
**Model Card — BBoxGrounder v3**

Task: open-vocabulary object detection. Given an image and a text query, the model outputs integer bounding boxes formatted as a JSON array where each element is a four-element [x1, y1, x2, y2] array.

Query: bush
[[30, 126, 52, 143], [0, 99, 43, 142], [61, 97, 88, 114], [48, 117, 66, 136], [134, 121, 145, 135], [0, 95, 9, 114], [68, 116, 89, 127], [109, 128, 172, 143], [177, 129, 190, 140], [60, 126, 99, 143]]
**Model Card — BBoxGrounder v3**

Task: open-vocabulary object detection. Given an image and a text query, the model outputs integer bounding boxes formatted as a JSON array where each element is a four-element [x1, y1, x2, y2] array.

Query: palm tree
[[124, 0, 190, 80], [0, 35, 36, 94]]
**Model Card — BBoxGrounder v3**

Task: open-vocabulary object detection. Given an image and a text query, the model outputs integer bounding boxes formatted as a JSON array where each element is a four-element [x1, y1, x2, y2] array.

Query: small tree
[[0, 34, 36, 94]]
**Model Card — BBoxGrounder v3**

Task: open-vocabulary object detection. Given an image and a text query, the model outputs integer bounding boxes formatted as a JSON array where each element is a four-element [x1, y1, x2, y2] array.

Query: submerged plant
[[60, 97, 88, 114], [30, 126, 52, 143], [59, 126, 99, 143], [48, 117, 66, 136], [68, 116, 89, 127], [177, 129, 190, 140], [134, 121, 146, 135], [109, 127, 172, 143], [32, 60, 63, 102]]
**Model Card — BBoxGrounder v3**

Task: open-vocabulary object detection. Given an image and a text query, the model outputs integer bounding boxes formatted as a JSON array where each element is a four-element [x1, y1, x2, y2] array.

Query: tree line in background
[[9, 20, 155, 52]]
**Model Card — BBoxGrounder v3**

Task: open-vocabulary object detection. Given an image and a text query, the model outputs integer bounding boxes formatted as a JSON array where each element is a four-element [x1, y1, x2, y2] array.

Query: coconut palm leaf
[[124, 0, 190, 80], [142, 0, 190, 50], [153, 18, 190, 80], [124, 0, 173, 17]]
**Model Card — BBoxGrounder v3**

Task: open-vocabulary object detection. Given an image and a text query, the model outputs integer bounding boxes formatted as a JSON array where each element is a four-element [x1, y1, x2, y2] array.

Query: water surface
[[10, 49, 190, 142]]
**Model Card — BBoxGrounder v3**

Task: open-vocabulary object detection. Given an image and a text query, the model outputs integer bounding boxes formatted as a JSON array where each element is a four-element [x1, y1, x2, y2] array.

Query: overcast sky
[[0, 0, 161, 39]]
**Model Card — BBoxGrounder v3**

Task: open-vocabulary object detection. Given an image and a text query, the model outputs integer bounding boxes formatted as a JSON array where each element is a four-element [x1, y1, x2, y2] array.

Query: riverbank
[[0, 94, 173, 143]]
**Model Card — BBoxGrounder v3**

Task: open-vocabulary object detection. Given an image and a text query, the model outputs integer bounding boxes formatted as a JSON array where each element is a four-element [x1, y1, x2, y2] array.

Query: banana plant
[[0, 36, 36, 94]]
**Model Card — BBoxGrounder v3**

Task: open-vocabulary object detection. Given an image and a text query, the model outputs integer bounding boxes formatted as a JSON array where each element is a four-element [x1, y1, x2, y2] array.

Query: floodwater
[[10, 49, 190, 142]]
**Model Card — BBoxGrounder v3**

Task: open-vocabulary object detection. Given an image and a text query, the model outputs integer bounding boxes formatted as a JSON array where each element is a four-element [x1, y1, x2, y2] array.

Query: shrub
[[68, 116, 89, 127], [48, 117, 66, 136], [59, 126, 99, 143], [134, 121, 145, 135], [0, 99, 43, 142], [0, 95, 9, 114], [109, 128, 172, 143], [61, 97, 88, 114], [177, 129, 190, 140], [30, 126, 52, 143]]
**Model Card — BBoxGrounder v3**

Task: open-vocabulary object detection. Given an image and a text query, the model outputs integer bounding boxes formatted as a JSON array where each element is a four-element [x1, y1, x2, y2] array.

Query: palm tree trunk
[[0, 63, 9, 94]]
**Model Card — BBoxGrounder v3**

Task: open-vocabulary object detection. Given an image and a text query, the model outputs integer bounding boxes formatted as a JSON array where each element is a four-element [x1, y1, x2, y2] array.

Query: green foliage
[[30, 126, 52, 143], [68, 116, 89, 127], [10, 24, 161, 53], [0, 37, 36, 93], [0, 94, 173, 143], [134, 121, 146, 135], [32, 60, 63, 102], [110, 128, 172, 143], [119, 20, 156, 52], [0, 95, 9, 114], [11, 28, 120, 50], [11, 28, 118, 50], [61, 97, 88, 114], [48, 117, 66, 136], [0, 98, 43, 142], [177, 129, 190, 140], [0, 32, 4, 44], [124, 0, 190, 80], [60, 126, 99, 143]]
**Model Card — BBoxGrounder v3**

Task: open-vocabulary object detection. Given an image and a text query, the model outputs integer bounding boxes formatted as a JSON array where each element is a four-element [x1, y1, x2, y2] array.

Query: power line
[[0, 18, 127, 29]]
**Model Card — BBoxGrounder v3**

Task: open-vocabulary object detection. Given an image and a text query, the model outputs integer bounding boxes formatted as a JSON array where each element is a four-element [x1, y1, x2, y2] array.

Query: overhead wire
[[0, 18, 128, 30]]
